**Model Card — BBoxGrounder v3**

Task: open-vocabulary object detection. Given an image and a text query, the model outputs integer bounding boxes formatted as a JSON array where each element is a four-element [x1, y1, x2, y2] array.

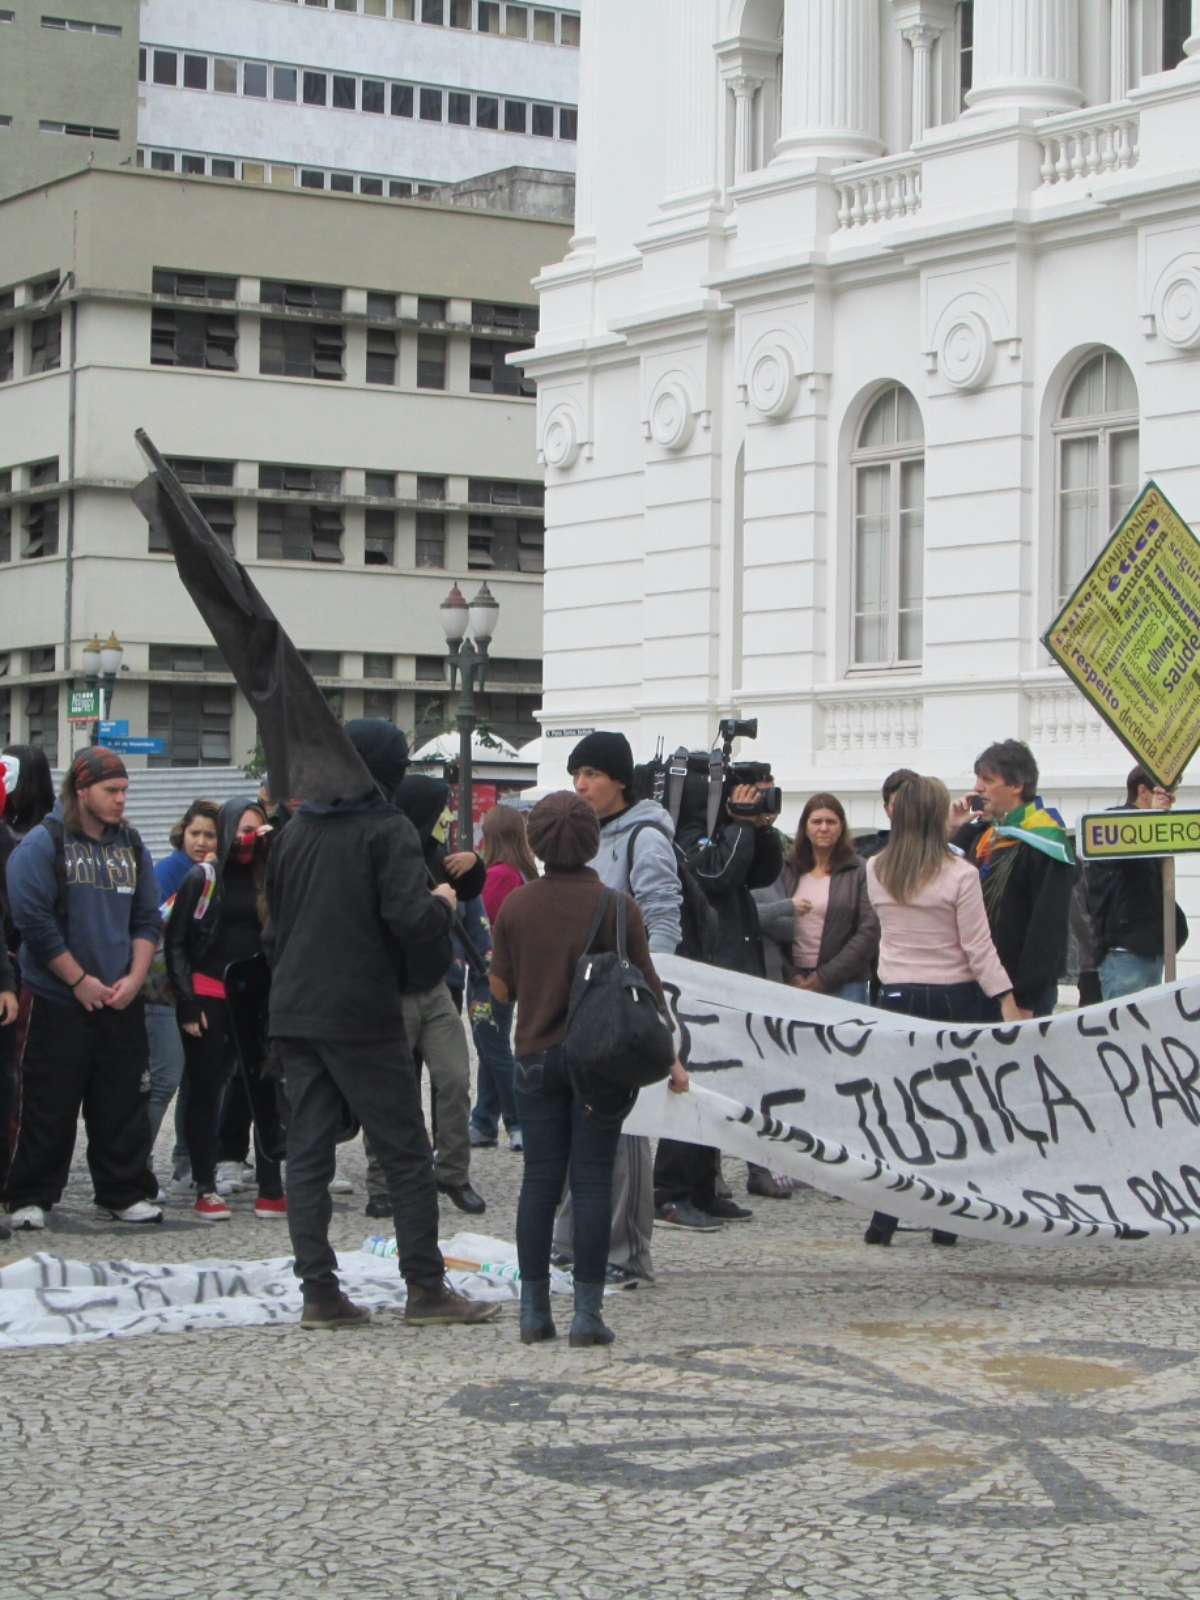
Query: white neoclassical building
[[524, 0, 1200, 962]]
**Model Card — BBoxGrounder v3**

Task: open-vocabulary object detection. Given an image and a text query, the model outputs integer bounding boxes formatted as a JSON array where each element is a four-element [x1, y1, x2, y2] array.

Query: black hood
[[394, 775, 450, 843], [216, 795, 267, 871], [345, 719, 411, 801]]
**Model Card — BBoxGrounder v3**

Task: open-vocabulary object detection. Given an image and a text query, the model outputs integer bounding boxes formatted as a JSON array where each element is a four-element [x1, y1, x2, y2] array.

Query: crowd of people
[[0, 725, 1186, 1341]]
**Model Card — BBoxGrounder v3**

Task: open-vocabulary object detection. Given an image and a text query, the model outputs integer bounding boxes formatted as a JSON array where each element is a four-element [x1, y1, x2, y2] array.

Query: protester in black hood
[[364, 771, 489, 1217], [346, 718, 413, 803], [265, 718, 499, 1328]]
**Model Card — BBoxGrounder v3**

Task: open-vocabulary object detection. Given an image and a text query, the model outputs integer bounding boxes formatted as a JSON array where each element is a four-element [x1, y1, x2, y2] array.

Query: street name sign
[[68, 687, 101, 723], [1077, 808, 1200, 861], [98, 719, 130, 739], [1043, 479, 1200, 790], [104, 737, 166, 756]]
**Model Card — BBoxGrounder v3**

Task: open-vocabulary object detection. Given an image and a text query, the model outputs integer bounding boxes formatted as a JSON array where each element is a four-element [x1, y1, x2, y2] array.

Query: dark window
[[449, 0, 471, 25], [183, 54, 208, 89], [559, 106, 577, 140], [166, 457, 235, 486], [474, 691, 539, 746], [150, 151, 176, 171], [303, 70, 327, 105], [416, 333, 446, 389], [414, 691, 447, 740], [363, 689, 394, 720], [391, 83, 413, 116], [363, 652, 392, 678], [420, 87, 442, 121], [467, 477, 543, 507], [25, 687, 58, 766], [561, 12, 579, 45], [472, 300, 539, 334], [389, 180, 413, 197], [30, 315, 61, 373], [486, 656, 542, 684], [1164, 0, 1190, 67], [359, 177, 384, 195], [301, 169, 325, 189], [148, 683, 233, 768], [274, 66, 297, 100], [22, 494, 59, 559], [138, 46, 145, 81], [417, 474, 446, 500], [330, 173, 354, 192], [212, 158, 236, 178], [364, 508, 395, 564], [532, 103, 554, 137], [0, 471, 10, 562], [300, 650, 341, 675], [260, 279, 343, 311], [958, 0, 973, 106], [478, 1, 499, 31], [366, 327, 397, 384], [448, 91, 471, 125], [415, 654, 445, 680], [30, 459, 59, 487], [258, 464, 342, 494], [28, 645, 53, 673], [181, 154, 205, 174], [148, 643, 228, 673], [470, 337, 533, 397], [506, 4, 527, 37], [243, 63, 268, 96], [364, 471, 394, 497], [152, 49, 177, 85], [421, 0, 444, 20], [0, 325, 12, 384], [533, 8, 555, 41], [362, 78, 385, 113], [504, 99, 527, 134], [476, 95, 498, 129], [415, 510, 446, 566], [153, 270, 236, 301], [367, 291, 396, 320], [332, 75, 356, 109], [418, 296, 447, 323], [214, 58, 237, 93], [258, 502, 344, 562], [151, 308, 237, 369], [151, 475, 235, 553]]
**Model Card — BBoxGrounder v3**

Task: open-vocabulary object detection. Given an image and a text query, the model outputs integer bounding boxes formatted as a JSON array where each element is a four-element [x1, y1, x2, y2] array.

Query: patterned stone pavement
[[2, 1110, 1199, 1600]]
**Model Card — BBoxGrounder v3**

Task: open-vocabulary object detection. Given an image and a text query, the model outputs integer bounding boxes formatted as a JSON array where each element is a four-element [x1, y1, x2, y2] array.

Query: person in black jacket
[[265, 719, 499, 1329], [165, 796, 280, 1222], [1087, 766, 1189, 999]]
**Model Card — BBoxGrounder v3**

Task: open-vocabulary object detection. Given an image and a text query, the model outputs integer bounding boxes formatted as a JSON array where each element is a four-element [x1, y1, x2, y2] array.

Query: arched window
[[850, 385, 924, 668], [1054, 350, 1139, 605]]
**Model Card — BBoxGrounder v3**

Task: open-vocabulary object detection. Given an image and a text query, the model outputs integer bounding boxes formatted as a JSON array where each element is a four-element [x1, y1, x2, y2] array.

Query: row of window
[[0, 460, 60, 562], [39, 119, 120, 140], [140, 46, 578, 139], [139, 146, 435, 196], [845, 351, 1140, 670], [267, 0, 579, 45], [41, 15, 122, 34], [148, 640, 540, 685]]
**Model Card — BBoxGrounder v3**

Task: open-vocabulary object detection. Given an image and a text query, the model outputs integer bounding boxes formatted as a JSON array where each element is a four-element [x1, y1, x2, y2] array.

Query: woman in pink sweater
[[863, 774, 1019, 1248]]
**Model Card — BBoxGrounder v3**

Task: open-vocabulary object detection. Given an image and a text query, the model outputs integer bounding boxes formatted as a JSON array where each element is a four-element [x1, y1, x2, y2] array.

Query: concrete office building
[[525, 0, 1200, 966], [0, 168, 569, 768]]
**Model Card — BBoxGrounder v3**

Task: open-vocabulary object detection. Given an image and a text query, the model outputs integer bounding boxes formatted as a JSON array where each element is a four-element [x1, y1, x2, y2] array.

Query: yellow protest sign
[[1043, 480, 1200, 790], [1077, 809, 1200, 861]]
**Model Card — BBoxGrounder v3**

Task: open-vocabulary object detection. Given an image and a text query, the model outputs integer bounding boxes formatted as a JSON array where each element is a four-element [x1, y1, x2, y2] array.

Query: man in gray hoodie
[[552, 731, 691, 1279]]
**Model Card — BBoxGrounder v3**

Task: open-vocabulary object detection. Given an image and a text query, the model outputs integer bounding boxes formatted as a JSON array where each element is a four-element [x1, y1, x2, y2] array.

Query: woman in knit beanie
[[489, 791, 687, 1351]]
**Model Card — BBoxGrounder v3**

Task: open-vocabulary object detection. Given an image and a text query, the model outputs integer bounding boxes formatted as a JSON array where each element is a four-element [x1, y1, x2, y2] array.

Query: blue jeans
[[145, 1003, 184, 1158], [470, 998, 519, 1138], [876, 980, 993, 1024], [796, 971, 869, 1006], [515, 1046, 627, 1284], [1100, 950, 1163, 1000]]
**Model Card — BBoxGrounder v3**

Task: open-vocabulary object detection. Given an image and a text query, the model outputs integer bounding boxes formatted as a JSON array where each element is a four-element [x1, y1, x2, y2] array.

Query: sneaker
[[194, 1192, 232, 1222], [604, 1262, 640, 1289], [404, 1280, 502, 1326], [655, 1200, 722, 1231], [300, 1291, 371, 1331], [746, 1167, 792, 1200], [508, 1129, 524, 1152], [98, 1200, 164, 1224], [9, 1204, 46, 1231], [214, 1161, 243, 1197], [328, 1169, 353, 1195], [254, 1195, 287, 1219], [468, 1124, 498, 1149], [702, 1197, 754, 1223]]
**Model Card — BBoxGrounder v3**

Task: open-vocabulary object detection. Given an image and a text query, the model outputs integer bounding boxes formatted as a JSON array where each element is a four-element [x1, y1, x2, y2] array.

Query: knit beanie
[[567, 730, 634, 788], [68, 747, 128, 791], [526, 790, 600, 868]]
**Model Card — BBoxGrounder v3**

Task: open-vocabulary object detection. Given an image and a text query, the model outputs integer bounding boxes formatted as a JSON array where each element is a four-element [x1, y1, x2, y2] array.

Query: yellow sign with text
[[1077, 809, 1200, 861], [1043, 480, 1200, 790]]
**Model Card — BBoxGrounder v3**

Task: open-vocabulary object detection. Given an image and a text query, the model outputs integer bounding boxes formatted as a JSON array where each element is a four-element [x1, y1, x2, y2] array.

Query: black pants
[[211, 1018, 284, 1197], [277, 1034, 444, 1299], [653, 1138, 719, 1209], [515, 1046, 627, 1284], [6, 994, 157, 1213], [181, 998, 233, 1195], [217, 1067, 252, 1164]]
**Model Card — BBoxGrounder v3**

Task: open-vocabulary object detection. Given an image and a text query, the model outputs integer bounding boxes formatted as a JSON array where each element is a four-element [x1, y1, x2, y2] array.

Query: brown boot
[[299, 1290, 371, 1330], [405, 1279, 502, 1326]]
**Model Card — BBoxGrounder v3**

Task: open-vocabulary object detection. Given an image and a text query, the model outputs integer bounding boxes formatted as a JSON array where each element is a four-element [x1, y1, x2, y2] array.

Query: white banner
[[626, 958, 1200, 1245]]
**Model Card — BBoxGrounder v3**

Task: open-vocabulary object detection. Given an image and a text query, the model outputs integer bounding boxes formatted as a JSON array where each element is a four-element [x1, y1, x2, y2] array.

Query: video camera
[[635, 717, 782, 842]]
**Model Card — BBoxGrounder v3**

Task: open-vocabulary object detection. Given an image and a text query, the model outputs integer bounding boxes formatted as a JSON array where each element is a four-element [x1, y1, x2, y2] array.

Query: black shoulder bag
[[561, 888, 676, 1094]]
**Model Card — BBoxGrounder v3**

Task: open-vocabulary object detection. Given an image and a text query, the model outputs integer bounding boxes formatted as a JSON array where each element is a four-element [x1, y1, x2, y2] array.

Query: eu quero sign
[[1077, 809, 1200, 861]]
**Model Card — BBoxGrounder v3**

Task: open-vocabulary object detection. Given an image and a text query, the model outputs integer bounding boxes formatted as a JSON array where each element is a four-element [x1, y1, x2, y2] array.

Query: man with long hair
[[4, 748, 163, 1230]]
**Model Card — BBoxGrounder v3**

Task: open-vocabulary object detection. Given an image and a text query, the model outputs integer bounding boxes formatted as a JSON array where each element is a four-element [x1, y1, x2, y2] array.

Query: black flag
[[131, 429, 374, 807]]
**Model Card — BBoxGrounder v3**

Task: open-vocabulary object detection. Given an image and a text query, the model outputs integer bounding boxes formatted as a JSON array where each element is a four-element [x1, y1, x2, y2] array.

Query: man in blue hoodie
[[4, 748, 163, 1230]]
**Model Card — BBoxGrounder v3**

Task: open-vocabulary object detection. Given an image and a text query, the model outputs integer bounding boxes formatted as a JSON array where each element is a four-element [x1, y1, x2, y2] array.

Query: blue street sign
[[98, 720, 130, 738], [105, 737, 167, 756]]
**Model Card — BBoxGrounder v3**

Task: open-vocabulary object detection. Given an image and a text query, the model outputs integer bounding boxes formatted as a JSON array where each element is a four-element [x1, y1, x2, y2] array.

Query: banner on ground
[[625, 957, 1200, 1245]]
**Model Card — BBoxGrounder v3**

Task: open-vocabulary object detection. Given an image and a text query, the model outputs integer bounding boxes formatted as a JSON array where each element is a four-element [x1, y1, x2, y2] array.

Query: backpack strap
[[582, 887, 612, 957], [705, 750, 724, 841], [40, 816, 69, 935], [624, 819, 672, 881], [613, 888, 629, 963]]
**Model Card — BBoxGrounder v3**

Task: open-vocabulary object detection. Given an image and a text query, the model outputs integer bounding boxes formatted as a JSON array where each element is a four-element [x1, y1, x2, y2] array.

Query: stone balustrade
[[820, 694, 922, 754], [1025, 685, 1119, 748], [1037, 108, 1139, 186], [834, 157, 922, 229]]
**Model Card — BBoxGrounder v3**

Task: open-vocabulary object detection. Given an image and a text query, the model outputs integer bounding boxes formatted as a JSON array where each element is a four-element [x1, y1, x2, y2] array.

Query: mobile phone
[[968, 794, 987, 813]]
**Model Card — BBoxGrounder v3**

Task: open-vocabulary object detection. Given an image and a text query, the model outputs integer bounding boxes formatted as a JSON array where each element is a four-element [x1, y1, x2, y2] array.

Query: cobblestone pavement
[[2, 1108, 1200, 1600]]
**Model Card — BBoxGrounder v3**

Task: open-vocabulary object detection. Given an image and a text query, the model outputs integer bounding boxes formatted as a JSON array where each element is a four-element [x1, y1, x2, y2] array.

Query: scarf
[[975, 797, 1075, 879]]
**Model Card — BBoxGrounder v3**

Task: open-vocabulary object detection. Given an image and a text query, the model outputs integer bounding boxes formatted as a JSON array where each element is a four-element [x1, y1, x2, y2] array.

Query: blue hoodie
[[154, 847, 195, 903], [5, 802, 161, 1002]]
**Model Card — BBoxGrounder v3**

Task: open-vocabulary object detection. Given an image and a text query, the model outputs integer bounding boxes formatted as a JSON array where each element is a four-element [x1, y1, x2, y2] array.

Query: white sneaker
[[328, 1169, 353, 1195], [214, 1160, 243, 1196], [9, 1204, 45, 1231], [97, 1200, 164, 1225]]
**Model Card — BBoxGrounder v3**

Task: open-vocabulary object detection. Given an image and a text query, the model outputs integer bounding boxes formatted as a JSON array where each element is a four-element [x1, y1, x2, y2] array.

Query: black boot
[[569, 1280, 614, 1348], [864, 1211, 897, 1246], [519, 1277, 557, 1344], [931, 1230, 958, 1246]]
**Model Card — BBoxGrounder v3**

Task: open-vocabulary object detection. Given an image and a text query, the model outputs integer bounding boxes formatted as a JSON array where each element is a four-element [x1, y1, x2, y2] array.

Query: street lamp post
[[439, 581, 499, 850], [81, 631, 124, 746]]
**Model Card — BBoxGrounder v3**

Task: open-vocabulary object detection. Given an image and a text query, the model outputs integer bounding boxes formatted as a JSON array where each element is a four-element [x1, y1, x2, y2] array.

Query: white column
[[566, 0, 597, 255], [660, 0, 719, 207], [773, 0, 883, 165], [904, 23, 940, 141], [1109, 0, 1130, 99], [1184, 0, 1200, 64], [729, 74, 762, 178], [963, 0, 1083, 116]]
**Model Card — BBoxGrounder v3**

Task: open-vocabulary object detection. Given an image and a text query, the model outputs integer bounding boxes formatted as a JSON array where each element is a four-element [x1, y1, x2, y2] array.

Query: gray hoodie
[[590, 799, 682, 955]]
